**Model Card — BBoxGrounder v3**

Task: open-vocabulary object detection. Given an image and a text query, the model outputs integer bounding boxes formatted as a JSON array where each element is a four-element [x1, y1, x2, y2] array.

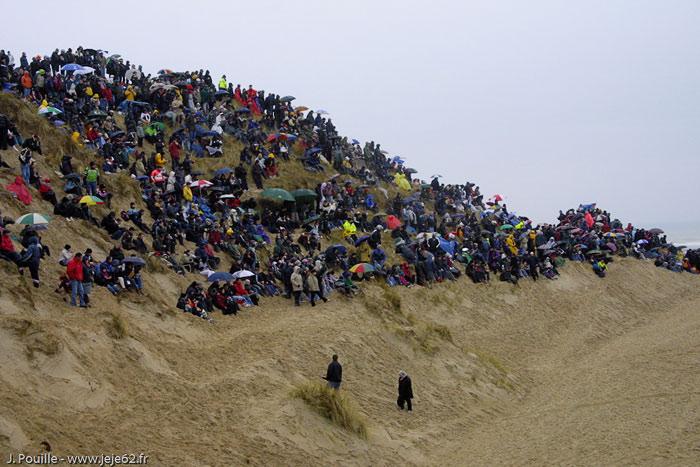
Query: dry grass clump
[[146, 255, 167, 273], [292, 382, 368, 439], [381, 285, 402, 313], [426, 322, 453, 342], [108, 312, 128, 339]]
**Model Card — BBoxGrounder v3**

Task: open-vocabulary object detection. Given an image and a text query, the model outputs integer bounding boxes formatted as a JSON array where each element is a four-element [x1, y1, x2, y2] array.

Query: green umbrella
[[260, 188, 295, 202], [87, 110, 108, 119], [303, 214, 321, 224], [16, 213, 50, 225], [38, 106, 62, 115], [586, 249, 604, 255], [291, 188, 317, 202], [499, 224, 514, 230]]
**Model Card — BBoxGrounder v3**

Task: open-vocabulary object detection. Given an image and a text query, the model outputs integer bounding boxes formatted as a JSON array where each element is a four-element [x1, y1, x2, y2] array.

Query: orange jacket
[[21, 72, 32, 89]]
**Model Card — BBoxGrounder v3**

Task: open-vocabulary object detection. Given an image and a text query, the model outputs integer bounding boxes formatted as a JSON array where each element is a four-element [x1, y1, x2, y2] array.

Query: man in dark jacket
[[325, 354, 342, 390], [397, 370, 413, 411], [17, 237, 43, 287]]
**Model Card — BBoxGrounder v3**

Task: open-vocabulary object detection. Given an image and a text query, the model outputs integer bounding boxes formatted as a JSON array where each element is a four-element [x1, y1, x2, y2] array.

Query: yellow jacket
[[343, 220, 357, 237], [183, 185, 193, 201], [154, 153, 166, 167], [125, 87, 136, 101], [71, 131, 83, 147], [505, 235, 517, 255]]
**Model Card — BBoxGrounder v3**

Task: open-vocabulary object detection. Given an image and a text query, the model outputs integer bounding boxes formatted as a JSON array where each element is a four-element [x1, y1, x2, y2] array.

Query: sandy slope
[[0, 256, 698, 466]]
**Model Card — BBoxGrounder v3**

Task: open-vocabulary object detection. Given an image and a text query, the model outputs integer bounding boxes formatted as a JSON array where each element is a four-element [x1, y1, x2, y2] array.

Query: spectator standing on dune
[[397, 370, 413, 412], [325, 354, 342, 390]]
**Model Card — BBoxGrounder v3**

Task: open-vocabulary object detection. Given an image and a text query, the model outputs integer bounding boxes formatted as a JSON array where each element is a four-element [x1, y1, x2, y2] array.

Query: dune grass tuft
[[146, 255, 167, 273], [381, 284, 403, 313], [108, 313, 128, 339], [292, 382, 368, 439]]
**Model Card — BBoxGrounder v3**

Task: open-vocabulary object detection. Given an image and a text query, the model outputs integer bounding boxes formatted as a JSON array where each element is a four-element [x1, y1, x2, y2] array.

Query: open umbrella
[[232, 270, 255, 279], [351, 139, 360, 145], [280, 95, 295, 102], [498, 224, 514, 231], [303, 214, 321, 225], [73, 66, 95, 75], [430, 174, 443, 179], [79, 195, 104, 206], [123, 256, 146, 266], [648, 228, 664, 235], [349, 263, 375, 274], [316, 109, 329, 115], [208, 272, 234, 282], [260, 188, 295, 203], [38, 106, 62, 115], [214, 167, 233, 176], [190, 180, 213, 188], [219, 194, 236, 199], [291, 189, 317, 202], [87, 110, 108, 119], [586, 249, 604, 255], [61, 64, 82, 72], [15, 213, 50, 225]]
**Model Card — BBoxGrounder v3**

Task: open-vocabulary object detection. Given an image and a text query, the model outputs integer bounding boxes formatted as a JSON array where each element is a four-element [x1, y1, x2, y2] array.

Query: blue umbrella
[[351, 139, 360, 145], [308, 147, 322, 155], [235, 108, 251, 113], [215, 167, 233, 176], [61, 63, 82, 72], [215, 90, 229, 97], [392, 156, 405, 164], [208, 272, 234, 282]]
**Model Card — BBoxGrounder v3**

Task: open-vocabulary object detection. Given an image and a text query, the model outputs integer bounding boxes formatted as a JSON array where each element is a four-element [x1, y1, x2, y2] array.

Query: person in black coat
[[397, 370, 413, 411], [324, 354, 342, 390]]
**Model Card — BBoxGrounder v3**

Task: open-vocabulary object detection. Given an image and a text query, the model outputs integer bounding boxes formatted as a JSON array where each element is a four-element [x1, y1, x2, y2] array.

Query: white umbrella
[[73, 66, 95, 75], [232, 270, 255, 279]]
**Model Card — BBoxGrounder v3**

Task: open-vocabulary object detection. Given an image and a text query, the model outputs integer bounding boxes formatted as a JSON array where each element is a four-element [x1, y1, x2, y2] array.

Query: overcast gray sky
[[3, 0, 699, 235]]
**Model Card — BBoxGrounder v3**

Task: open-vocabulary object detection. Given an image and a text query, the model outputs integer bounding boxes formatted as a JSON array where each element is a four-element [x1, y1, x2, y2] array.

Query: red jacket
[[0, 234, 15, 253], [66, 257, 84, 281], [169, 141, 181, 160], [233, 280, 248, 296]]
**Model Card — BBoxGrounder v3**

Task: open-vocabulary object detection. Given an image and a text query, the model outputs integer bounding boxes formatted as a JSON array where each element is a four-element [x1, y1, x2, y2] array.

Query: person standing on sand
[[397, 370, 413, 411], [325, 354, 342, 390]]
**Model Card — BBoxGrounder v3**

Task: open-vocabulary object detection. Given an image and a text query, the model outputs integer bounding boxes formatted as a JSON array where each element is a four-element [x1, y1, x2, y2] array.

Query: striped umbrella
[[349, 263, 375, 274], [79, 195, 104, 206], [15, 213, 50, 225]]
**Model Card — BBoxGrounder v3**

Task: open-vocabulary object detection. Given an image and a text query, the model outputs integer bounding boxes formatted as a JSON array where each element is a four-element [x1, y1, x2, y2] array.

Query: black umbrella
[[123, 256, 146, 266]]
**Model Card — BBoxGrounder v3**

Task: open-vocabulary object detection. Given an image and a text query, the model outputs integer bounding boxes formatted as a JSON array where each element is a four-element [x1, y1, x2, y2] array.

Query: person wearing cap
[[397, 370, 413, 411]]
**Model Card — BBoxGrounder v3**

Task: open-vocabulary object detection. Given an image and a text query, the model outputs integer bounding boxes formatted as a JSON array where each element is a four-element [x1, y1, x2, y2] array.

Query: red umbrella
[[190, 180, 213, 188]]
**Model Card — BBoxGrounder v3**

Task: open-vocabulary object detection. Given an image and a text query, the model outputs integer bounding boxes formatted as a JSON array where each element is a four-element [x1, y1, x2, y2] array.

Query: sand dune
[[0, 257, 698, 466]]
